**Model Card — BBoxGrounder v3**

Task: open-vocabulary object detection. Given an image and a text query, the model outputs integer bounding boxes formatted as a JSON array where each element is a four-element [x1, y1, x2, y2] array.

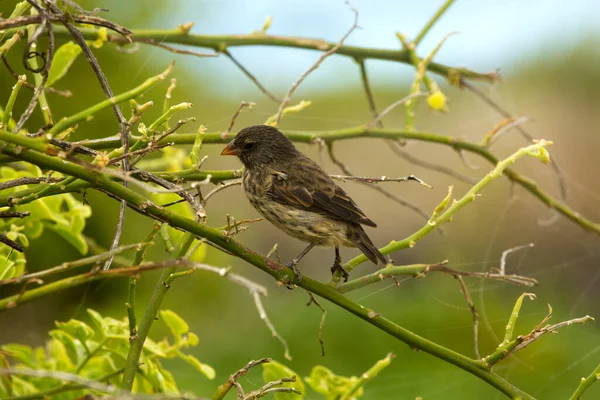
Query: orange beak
[[220, 140, 240, 156]]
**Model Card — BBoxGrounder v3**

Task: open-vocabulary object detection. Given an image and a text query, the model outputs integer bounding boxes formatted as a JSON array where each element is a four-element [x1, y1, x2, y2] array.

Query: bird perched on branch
[[221, 125, 387, 282]]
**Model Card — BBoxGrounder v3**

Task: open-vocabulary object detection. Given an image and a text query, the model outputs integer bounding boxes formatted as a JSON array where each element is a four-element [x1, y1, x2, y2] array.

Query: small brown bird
[[221, 125, 386, 281]]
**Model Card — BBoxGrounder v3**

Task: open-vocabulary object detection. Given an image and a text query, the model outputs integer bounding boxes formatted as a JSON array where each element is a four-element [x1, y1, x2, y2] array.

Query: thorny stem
[[21, 26, 499, 83], [120, 232, 195, 390], [568, 362, 600, 400]]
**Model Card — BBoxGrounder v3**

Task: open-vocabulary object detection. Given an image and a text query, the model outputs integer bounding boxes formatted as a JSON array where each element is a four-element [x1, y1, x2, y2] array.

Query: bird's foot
[[331, 262, 349, 282], [286, 261, 303, 284]]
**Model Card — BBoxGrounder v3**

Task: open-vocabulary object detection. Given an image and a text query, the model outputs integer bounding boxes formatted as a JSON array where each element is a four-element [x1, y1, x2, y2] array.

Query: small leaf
[[263, 360, 305, 400], [9, 376, 38, 396], [87, 309, 108, 336], [143, 338, 167, 358], [46, 41, 82, 87], [305, 365, 361, 400], [160, 309, 189, 342], [178, 352, 216, 380], [56, 318, 95, 340], [1, 344, 36, 367]]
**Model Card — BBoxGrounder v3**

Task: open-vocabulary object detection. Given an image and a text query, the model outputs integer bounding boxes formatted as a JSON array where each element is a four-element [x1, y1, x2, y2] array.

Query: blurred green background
[[1, 0, 600, 398]]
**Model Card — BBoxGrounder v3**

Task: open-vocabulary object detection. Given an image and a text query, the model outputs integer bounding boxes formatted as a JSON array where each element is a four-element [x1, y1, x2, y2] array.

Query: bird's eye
[[243, 142, 257, 151]]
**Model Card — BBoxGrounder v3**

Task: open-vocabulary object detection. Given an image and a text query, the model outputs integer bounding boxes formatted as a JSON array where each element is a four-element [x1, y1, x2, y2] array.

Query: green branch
[[0, 132, 537, 399], [569, 362, 600, 400], [48, 62, 174, 135], [120, 232, 194, 390], [32, 26, 498, 83]]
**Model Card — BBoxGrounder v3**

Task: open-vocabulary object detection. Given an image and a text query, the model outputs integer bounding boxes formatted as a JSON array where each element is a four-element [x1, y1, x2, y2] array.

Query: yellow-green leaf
[[178, 352, 216, 380], [263, 360, 304, 400], [47, 41, 82, 87]]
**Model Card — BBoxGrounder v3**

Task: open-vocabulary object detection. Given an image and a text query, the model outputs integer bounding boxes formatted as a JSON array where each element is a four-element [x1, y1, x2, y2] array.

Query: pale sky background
[[145, 0, 600, 90]]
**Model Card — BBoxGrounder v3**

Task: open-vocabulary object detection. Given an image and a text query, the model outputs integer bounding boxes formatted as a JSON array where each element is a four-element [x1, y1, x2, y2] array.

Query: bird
[[220, 125, 387, 282]]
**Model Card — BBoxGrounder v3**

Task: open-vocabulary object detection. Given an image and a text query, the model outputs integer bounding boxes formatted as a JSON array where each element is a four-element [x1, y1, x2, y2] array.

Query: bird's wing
[[267, 159, 377, 227]]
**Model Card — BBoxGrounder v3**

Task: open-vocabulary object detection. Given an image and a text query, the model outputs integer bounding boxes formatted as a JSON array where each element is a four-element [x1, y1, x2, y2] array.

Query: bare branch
[[369, 92, 428, 128], [224, 49, 280, 102], [462, 79, 567, 202], [253, 291, 292, 361], [132, 38, 217, 57], [330, 173, 432, 188], [0, 232, 24, 252], [221, 102, 255, 139], [274, 5, 359, 126], [357, 60, 382, 127], [307, 291, 327, 356], [500, 243, 534, 275], [386, 141, 478, 184], [454, 275, 480, 359]]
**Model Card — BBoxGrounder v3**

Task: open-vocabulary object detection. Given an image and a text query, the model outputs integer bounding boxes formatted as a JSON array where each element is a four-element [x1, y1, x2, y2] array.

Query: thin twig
[[0, 176, 62, 190], [0, 14, 132, 37], [330, 173, 432, 188], [306, 291, 327, 356], [500, 243, 534, 275], [243, 376, 300, 400], [224, 49, 280, 102], [357, 59, 383, 127], [203, 179, 242, 205], [386, 141, 478, 184], [369, 92, 428, 128], [454, 275, 480, 359], [213, 358, 271, 400], [132, 38, 217, 57], [0, 211, 30, 219], [327, 142, 432, 222], [221, 102, 255, 139], [252, 290, 292, 360], [0, 232, 24, 252], [0, 242, 149, 285], [274, 4, 359, 126], [461, 79, 567, 202]]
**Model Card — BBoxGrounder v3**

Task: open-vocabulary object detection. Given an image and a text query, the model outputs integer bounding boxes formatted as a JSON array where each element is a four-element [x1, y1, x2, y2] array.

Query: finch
[[221, 125, 386, 281]]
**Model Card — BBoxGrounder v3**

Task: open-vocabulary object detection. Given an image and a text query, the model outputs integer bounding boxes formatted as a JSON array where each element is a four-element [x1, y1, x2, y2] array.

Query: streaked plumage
[[221, 125, 386, 281]]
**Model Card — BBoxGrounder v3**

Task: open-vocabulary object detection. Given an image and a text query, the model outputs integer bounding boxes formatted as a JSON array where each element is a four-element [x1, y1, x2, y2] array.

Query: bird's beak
[[220, 140, 240, 156]]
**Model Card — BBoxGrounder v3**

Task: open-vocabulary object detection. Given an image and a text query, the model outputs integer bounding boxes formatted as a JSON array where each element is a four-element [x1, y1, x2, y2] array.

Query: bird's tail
[[349, 225, 387, 265]]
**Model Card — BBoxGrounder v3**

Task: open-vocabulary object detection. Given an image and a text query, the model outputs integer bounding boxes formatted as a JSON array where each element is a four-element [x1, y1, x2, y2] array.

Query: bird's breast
[[242, 169, 353, 247]]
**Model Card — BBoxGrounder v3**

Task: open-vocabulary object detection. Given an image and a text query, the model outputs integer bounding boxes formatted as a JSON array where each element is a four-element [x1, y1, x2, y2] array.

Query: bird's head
[[220, 125, 298, 169]]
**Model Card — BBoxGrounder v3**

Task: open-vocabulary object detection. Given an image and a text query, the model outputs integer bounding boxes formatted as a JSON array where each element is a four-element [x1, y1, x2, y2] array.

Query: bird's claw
[[286, 261, 303, 284], [331, 263, 349, 282]]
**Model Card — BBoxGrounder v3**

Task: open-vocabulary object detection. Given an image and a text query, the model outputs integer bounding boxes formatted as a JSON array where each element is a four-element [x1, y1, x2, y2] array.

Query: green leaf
[[47, 337, 76, 371], [160, 309, 189, 343], [142, 337, 167, 358], [262, 360, 304, 400], [178, 352, 215, 380], [87, 309, 108, 336], [48, 330, 79, 367], [56, 318, 95, 340], [9, 376, 38, 396], [46, 41, 82, 87], [1, 344, 36, 368], [305, 365, 362, 400], [144, 359, 179, 394]]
